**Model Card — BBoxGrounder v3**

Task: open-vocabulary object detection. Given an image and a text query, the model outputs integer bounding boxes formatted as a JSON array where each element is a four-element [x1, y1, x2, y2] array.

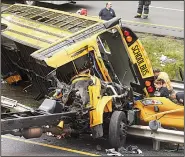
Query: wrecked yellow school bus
[[1, 4, 184, 149]]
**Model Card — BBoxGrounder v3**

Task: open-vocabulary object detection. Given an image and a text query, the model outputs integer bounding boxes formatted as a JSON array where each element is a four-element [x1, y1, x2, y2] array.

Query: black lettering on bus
[[132, 45, 139, 54], [131, 45, 149, 76], [140, 64, 149, 76], [137, 58, 144, 65], [136, 56, 144, 66]]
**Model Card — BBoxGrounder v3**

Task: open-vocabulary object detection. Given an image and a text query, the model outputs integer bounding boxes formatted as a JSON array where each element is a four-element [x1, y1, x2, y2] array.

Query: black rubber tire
[[109, 111, 127, 149]]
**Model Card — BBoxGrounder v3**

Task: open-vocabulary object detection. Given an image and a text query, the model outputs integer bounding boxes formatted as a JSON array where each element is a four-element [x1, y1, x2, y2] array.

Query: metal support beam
[[1, 96, 33, 112], [1, 111, 77, 133], [171, 80, 184, 93], [153, 139, 160, 151]]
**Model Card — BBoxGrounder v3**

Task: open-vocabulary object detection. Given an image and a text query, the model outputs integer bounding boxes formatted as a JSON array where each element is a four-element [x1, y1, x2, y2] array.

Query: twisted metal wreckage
[[1, 4, 184, 150]]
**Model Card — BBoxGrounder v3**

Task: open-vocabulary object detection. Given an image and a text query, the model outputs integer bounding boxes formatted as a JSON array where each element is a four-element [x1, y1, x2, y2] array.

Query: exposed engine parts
[[1, 72, 131, 139], [48, 70, 131, 113], [5, 126, 78, 139]]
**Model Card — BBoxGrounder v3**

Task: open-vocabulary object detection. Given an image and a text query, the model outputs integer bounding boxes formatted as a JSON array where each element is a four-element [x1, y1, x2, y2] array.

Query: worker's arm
[[99, 9, 103, 19]]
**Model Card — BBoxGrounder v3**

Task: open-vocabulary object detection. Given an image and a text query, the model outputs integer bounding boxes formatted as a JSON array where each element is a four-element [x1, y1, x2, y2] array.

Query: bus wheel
[[24, 0, 36, 6], [109, 111, 127, 149]]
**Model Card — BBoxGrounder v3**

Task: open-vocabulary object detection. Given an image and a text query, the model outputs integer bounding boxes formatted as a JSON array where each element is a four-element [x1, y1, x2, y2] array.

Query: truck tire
[[109, 111, 127, 149], [24, 0, 36, 6]]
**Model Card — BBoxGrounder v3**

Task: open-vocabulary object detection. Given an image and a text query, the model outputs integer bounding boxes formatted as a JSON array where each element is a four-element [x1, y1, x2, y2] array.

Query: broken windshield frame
[[96, 28, 138, 87]]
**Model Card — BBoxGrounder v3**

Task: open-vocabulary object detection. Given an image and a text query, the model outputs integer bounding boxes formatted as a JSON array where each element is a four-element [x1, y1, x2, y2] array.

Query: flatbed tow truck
[[1, 4, 184, 150]]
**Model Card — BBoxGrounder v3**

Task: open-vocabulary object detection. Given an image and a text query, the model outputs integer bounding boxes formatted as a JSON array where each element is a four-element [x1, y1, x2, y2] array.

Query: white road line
[[150, 6, 184, 12]]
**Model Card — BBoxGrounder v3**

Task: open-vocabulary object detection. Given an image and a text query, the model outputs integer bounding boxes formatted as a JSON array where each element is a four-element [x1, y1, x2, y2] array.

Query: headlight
[[141, 99, 163, 105]]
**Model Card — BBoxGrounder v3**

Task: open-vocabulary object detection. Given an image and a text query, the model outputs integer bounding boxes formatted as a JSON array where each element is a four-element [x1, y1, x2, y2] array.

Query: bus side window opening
[[97, 37, 111, 55]]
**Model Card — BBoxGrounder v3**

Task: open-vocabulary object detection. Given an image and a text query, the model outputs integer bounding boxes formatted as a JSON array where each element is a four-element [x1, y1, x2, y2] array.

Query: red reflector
[[126, 36, 132, 42], [124, 30, 130, 36], [145, 81, 151, 87], [147, 86, 154, 93]]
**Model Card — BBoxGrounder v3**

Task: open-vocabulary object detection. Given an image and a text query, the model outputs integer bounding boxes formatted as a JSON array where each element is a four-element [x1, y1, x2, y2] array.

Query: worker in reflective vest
[[134, 0, 151, 19]]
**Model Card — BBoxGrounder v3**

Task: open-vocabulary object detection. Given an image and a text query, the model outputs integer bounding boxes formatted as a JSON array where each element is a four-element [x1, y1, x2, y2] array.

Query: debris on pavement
[[56, 134, 66, 139], [46, 132, 55, 137], [105, 148, 124, 156], [56, 135, 62, 139], [118, 145, 143, 155], [106, 145, 143, 156]]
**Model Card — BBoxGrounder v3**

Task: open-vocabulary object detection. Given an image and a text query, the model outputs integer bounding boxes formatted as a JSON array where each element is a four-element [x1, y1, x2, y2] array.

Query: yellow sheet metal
[[134, 97, 184, 130], [1, 4, 103, 50]]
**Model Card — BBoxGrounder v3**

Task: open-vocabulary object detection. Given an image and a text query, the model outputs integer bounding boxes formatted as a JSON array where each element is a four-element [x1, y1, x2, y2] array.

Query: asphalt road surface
[[1, 0, 184, 38], [1, 83, 184, 156], [1, 134, 184, 156]]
